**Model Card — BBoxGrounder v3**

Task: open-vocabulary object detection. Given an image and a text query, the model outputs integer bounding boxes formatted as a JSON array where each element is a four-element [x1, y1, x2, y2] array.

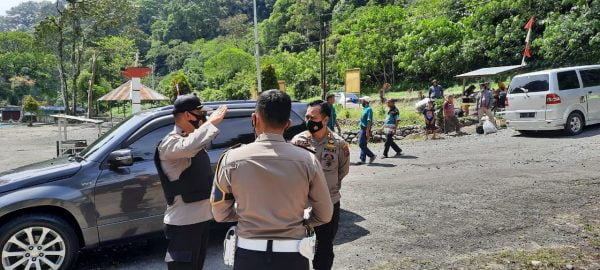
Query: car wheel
[[565, 112, 584, 136], [0, 214, 79, 270]]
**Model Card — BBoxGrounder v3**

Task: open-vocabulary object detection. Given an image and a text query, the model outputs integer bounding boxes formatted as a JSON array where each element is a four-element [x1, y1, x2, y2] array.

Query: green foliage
[[334, 5, 406, 83], [395, 17, 464, 82], [0, 31, 57, 105], [261, 64, 279, 90], [22, 95, 40, 113], [204, 48, 254, 87], [159, 71, 193, 102], [4, 0, 600, 109], [198, 88, 226, 102], [0, 1, 59, 32], [262, 48, 320, 99]]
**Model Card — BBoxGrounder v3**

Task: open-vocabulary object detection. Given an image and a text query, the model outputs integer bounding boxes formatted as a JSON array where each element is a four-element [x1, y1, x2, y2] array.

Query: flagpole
[[522, 16, 535, 66], [522, 28, 530, 66]]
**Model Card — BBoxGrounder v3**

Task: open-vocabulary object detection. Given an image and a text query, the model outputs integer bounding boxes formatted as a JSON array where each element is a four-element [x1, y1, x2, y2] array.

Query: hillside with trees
[[1, 0, 599, 115]]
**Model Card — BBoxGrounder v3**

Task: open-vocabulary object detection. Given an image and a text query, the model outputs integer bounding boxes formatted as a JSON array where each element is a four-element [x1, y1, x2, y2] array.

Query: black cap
[[173, 93, 203, 114]]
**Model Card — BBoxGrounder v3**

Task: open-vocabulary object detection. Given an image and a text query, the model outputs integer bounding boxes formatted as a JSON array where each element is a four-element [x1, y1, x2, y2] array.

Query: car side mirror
[[108, 149, 133, 168]]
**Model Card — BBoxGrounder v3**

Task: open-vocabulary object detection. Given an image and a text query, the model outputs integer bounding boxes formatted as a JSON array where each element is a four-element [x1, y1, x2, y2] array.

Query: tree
[[536, 1, 600, 66], [22, 95, 40, 126], [148, 0, 221, 42], [158, 71, 193, 102], [204, 48, 254, 87], [261, 64, 279, 90], [0, 1, 60, 32], [333, 5, 407, 84], [0, 32, 58, 105], [35, 0, 138, 115], [395, 17, 465, 82]]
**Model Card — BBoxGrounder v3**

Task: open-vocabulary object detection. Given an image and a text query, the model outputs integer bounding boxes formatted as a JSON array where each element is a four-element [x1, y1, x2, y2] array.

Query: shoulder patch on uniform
[[342, 144, 350, 157]]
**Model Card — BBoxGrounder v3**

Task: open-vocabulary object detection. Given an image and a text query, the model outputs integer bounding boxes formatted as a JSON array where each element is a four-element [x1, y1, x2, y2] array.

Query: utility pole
[[253, 0, 262, 93], [320, 14, 327, 100], [87, 52, 97, 118]]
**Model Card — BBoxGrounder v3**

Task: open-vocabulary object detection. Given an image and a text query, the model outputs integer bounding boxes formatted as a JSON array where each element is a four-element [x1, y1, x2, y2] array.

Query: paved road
[[7, 125, 599, 269]]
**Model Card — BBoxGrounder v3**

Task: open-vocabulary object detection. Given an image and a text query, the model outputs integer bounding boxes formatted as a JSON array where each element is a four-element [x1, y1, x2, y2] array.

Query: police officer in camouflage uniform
[[154, 94, 227, 270], [291, 100, 350, 270]]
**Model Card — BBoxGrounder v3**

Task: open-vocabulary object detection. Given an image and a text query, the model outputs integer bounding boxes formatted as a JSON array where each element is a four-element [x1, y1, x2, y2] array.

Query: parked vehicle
[[0, 101, 308, 270], [504, 65, 600, 135]]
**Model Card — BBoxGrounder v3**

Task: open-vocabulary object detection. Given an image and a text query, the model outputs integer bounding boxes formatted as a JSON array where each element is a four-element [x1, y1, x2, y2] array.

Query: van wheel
[[0, 214, 79, 270], [565, 112, 584, 136]]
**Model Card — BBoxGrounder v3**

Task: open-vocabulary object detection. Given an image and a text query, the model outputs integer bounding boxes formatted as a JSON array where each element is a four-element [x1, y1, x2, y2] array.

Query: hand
[[366, 131, 372, 140], [292, 140, 310, 148], [207, 105, 227, 126]]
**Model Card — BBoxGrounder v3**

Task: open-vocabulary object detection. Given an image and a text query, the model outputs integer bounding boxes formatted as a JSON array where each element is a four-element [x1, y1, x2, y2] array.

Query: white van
[[504, 65, 600, 135]]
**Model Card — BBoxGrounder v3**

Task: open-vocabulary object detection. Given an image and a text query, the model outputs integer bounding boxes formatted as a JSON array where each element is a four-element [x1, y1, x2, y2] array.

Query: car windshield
[[79, 115, 139, 160], [509, 74, 550, 94]]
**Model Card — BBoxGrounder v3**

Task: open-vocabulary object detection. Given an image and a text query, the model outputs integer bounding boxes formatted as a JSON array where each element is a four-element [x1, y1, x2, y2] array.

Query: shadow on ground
[[513, 123, 600, 139], [335, 209, 370, 245]]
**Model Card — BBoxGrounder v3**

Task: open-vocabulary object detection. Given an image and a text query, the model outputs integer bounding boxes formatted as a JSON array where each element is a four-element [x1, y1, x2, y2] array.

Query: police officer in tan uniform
[[154, 93, 227, 270], [291, 100, 350, 270], [211, 90, 333, 270]]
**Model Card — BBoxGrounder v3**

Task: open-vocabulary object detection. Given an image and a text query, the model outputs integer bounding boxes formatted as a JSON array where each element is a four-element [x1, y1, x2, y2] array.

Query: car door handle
[[589, 91, 593, 94]]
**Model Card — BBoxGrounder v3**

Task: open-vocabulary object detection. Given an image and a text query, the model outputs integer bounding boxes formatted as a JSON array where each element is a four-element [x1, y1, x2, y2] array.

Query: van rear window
[[509, 75, 549, 94]]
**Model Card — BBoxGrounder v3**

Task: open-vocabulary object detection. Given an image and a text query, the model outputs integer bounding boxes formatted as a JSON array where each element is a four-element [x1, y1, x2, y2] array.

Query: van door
[[555, 70, 584, 120], [579, 68, 600, 121], [507, 74, 550, 121]]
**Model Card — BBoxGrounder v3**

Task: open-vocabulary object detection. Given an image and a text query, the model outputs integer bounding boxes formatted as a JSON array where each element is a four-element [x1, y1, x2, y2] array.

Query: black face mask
[[306, 120, 324, 134], [188, 112, 205, 129]]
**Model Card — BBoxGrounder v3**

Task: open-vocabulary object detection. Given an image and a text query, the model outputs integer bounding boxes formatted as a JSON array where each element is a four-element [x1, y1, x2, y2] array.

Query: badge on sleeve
[[342, 144, 350, 157]]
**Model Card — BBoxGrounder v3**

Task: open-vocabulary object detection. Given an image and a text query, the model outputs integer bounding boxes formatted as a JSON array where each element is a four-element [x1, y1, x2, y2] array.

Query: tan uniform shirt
[[291, 129, 350, 204], [211, 133, 333, 240], [158, 123, 219, 226]]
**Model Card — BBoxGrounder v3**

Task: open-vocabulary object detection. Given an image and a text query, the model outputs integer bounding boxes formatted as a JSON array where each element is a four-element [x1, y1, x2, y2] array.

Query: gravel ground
[[0, 123, 599, 269]]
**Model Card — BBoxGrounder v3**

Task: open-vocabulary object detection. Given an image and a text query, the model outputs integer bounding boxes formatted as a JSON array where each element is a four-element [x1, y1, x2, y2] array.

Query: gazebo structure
[[98, 80, 168, 121]]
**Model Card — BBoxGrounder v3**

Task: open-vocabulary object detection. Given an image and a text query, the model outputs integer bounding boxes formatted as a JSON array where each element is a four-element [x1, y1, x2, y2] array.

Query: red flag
[[524, 16, 535, 29], [524, 46, 531, 58]]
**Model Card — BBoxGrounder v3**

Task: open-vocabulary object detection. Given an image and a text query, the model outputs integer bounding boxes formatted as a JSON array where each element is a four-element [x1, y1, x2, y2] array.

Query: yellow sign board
[[278, 80, 286, 92], [345, 68, 361, 94]]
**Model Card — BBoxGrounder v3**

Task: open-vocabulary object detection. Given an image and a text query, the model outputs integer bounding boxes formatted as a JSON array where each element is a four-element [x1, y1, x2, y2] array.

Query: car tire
[[564, 112, 584, 136], [0, 214, 79, 270]]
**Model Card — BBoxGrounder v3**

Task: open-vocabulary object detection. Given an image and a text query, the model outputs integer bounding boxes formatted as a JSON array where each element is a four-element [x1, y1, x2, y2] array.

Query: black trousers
[[313, 202, 341, 270], [383, 133, 402, 157], [164, 221, 210, 270], [233, 247, 309, 270]]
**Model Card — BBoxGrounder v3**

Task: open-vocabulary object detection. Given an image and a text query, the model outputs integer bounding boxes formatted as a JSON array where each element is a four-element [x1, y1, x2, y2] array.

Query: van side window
[[580, 69, 600, 87], [557, 71, 581, 90]]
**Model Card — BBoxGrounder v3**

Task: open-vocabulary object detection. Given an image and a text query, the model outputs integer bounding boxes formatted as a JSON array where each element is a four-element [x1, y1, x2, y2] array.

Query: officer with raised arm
[[291, 100, 350, 270], [211, 90, 333, 270], [154, 93, 227, 270]]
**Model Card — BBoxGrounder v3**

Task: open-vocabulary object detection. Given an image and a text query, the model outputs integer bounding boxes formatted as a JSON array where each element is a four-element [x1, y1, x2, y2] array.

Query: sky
[[0, 0, 49, 16]]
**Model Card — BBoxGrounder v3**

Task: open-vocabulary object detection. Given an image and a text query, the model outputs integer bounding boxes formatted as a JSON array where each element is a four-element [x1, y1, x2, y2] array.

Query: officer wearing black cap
[[154, 93, 227, 270]]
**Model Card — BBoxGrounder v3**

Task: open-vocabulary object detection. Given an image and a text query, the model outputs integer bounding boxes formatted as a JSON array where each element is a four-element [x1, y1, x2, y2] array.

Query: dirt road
[[1, 124, 599, 269]]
